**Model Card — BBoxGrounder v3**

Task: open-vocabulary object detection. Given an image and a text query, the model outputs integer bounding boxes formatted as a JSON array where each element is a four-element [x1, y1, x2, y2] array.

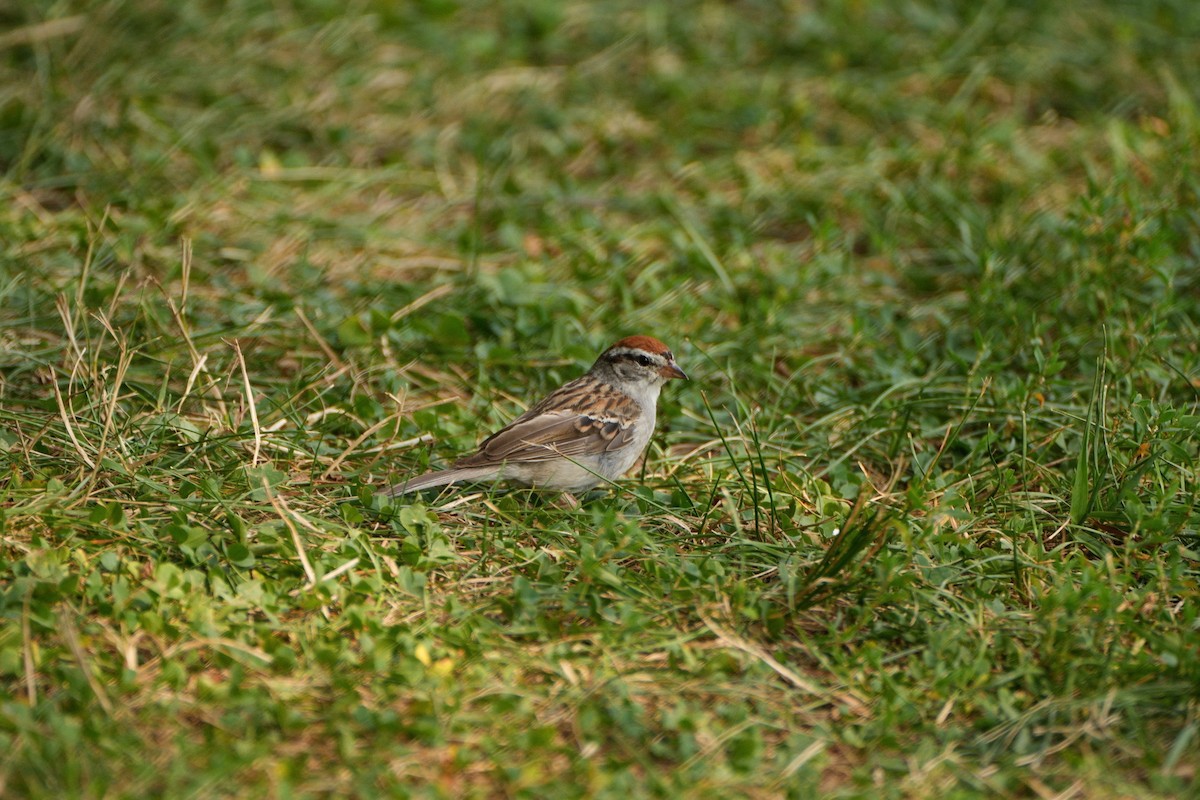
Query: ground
[[1, 1, 1198, 797]]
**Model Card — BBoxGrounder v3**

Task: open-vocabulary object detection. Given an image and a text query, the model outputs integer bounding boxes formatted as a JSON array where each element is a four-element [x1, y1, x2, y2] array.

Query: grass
[[2, 0, 1199, 796]]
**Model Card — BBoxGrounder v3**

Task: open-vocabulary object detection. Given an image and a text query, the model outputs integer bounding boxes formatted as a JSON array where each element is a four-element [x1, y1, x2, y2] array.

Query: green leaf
[[246, 465, 288, 501], [226, 543, 255, 568], [336, 314, 371, 346]]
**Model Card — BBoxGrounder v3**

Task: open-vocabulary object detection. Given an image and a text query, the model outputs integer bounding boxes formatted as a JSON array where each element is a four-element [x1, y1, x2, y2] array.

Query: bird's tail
[[383, 466, 498, 497]]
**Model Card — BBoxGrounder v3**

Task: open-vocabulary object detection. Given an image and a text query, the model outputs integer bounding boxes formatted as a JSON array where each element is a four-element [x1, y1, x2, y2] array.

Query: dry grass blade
[[59, 613, 114, 717], [698, 609, 869, 717], [0, 15, 85, 48], [232, 339, 264, 467]]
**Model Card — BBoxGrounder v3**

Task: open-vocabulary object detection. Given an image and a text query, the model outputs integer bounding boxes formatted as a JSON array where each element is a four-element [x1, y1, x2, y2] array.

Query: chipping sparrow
[[385, 336, 687, 495]]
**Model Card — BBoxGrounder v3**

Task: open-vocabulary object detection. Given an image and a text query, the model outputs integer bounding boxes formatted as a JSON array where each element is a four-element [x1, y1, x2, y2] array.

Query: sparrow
[[385, 336, 687, 496]]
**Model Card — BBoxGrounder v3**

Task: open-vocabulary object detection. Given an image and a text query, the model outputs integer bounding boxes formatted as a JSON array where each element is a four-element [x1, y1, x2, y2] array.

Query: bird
[[385, 335, 687, 496]]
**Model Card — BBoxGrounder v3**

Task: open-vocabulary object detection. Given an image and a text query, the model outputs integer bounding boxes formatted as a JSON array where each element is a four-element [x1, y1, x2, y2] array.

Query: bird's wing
[[454, 410, 636, 467]]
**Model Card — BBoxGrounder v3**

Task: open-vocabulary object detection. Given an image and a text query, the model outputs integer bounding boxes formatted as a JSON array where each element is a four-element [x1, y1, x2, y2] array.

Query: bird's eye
[[635, 355, 653, 367]]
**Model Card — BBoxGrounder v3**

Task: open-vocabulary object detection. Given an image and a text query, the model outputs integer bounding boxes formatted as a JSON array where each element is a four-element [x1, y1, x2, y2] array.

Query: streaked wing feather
[[453, 376, 640, 468], [455, 411, 635, 467]]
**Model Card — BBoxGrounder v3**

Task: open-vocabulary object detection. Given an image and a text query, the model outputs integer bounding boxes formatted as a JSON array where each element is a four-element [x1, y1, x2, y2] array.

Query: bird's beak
[[660, 360, 688, 380]]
